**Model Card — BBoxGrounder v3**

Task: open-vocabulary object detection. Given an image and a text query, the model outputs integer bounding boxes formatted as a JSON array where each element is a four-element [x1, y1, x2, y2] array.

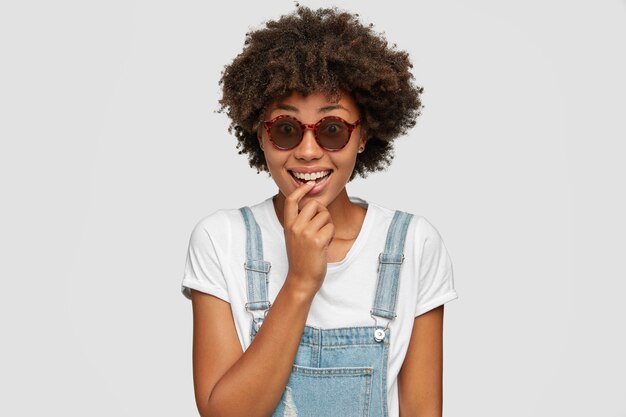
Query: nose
[[293, 128, 323, 161]]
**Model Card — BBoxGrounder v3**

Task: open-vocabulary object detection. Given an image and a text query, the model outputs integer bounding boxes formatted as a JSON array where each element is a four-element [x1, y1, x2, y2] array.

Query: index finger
[[284, 181, 316, 226]]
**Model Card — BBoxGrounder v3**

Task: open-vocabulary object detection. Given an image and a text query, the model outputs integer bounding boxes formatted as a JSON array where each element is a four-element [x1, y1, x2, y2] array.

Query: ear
[[358, 130, 368, 150], [257, 129, 264, 151], [359, 123, 367, 143]]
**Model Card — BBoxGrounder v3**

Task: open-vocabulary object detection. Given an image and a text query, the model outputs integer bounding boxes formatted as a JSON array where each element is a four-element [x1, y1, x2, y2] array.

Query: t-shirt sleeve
[[180, 214, 230, 303], [414, 217, 458, 317]]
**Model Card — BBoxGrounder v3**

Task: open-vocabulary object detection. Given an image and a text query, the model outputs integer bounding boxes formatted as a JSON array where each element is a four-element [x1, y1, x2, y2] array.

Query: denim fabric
[[239, 207, 413, 417], [240, 207, 271, 330], [371, 211, 413, 320]]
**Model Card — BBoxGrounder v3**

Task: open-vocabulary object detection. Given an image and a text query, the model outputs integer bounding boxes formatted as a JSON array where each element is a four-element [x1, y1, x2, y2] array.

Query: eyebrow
[[272, 103, 349, 113], [319, 104, 348, 113]]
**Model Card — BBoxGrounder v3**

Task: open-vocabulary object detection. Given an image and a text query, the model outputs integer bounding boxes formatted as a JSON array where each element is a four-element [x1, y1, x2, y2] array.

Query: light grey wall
[[1, 0, 625, 416]]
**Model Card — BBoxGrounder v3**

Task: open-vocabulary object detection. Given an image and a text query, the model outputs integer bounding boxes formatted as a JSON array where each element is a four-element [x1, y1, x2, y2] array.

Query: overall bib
[[239, 206, 413, 417]]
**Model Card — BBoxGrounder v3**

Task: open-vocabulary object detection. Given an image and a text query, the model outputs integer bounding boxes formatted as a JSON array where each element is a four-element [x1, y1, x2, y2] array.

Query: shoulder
[[190, 208, 239, 237], [412, 216, 447, 245], [189, 198, 274, 242], [360, 198, 437, 237], [358, 198, 448, 250]]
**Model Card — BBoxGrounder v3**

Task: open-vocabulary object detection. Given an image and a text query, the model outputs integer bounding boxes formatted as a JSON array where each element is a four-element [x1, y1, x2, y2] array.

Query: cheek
[[337, 152, 359, 172], [263, 151, 288, 178]]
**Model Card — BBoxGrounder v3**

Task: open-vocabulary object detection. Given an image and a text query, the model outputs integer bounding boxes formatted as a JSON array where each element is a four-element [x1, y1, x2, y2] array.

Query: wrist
[[282, 275, 318, 301]]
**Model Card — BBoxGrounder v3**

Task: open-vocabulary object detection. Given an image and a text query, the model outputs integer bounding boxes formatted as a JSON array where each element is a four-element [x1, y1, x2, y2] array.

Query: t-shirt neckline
[[263, 195, 374, 272]]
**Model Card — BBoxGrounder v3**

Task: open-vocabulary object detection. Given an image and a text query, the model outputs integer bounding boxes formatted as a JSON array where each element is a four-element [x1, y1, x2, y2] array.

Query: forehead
[[267, 90, 358, 115]]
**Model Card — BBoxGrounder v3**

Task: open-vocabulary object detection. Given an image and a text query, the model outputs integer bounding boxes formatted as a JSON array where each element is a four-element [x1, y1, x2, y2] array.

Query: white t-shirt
[[181, 196, 458, 417]]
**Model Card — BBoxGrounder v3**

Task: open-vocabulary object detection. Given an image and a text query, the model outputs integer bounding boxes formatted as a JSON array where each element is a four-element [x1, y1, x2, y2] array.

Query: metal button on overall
[[374, 328, 386, 342]]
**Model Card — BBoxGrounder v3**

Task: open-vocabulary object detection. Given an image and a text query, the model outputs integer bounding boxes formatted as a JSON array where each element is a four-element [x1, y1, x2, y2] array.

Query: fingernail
[[307, 181, 315, 186]]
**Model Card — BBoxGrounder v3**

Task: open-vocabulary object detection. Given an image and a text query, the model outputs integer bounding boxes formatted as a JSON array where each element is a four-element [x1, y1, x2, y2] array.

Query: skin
[[260, 90, 368, 263], [190, 91, 445, 417]]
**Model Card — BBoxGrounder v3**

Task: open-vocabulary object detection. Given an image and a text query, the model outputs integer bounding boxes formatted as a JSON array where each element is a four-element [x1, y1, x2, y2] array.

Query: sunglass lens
[[317, 119, 349, 150], [270, 119, 301, 149]]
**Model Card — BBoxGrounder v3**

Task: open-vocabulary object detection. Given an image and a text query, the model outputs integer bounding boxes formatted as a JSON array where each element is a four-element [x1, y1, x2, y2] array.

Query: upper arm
[[190, 289, 244, 416], [398, 305, 444, 417]]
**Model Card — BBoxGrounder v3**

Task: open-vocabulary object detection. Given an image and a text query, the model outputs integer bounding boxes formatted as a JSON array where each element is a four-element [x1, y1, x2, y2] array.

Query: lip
[[288, 169, 332, 196], [287, 167, 333, 174]]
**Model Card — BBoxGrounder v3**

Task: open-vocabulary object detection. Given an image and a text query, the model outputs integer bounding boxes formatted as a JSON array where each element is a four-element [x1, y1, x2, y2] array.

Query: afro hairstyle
[[218, 4, 423, 181]]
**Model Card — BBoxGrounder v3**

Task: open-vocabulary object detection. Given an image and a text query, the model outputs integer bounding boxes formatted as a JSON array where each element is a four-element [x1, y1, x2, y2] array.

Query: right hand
[[283, 181, 335, 296]]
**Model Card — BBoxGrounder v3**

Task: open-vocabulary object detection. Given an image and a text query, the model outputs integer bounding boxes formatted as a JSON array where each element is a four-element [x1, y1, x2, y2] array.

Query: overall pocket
[[272, 365, 373, 417]]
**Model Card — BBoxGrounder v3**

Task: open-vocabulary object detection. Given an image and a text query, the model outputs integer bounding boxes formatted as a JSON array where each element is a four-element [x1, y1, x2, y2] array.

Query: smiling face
[[259, 90, 365, 210]]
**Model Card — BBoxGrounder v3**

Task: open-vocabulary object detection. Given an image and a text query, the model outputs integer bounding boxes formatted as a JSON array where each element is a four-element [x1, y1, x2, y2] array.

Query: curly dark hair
[[218, 5, 423, 181]]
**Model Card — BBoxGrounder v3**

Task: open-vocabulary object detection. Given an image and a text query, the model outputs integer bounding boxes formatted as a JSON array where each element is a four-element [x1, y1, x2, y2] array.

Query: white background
[[1, 0, 625, 416]]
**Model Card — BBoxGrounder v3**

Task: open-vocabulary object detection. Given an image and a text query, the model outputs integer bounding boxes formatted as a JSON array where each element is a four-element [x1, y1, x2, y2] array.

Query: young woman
[[181, 6, 458, 417]]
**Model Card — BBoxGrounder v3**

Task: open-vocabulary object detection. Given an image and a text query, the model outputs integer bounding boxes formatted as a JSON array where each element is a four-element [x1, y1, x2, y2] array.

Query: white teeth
[[292, 171, 330, 180]]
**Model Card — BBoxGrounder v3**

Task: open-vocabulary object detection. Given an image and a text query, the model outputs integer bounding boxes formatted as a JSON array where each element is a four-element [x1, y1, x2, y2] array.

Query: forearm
[[398, 307, 444, 417], [206, 277, 314, 417]]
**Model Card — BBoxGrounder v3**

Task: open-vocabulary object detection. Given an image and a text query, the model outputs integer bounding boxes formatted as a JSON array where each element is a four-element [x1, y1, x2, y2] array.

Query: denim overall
[[239, 206, 413, 417]]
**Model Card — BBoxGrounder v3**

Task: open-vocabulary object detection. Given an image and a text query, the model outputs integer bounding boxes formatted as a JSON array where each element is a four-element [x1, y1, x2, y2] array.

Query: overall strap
[[371, 210, 414, 320], [239, 207, 271, 325]]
